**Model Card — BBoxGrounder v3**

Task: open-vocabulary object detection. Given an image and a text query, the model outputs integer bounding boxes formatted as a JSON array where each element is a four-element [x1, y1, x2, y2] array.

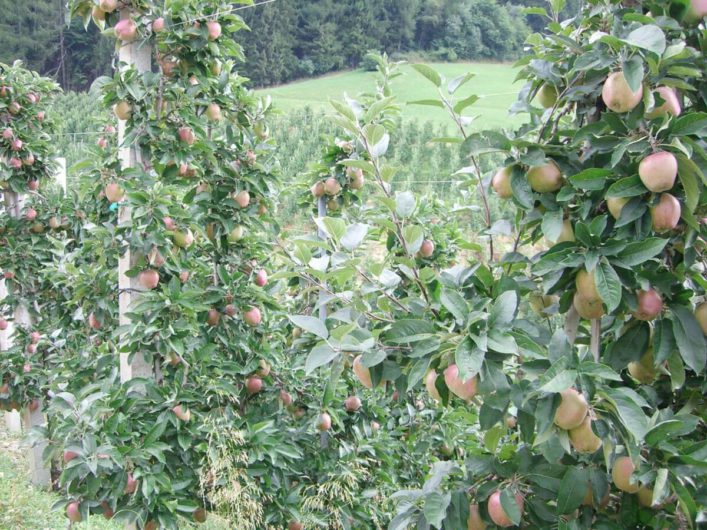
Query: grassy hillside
[[258, 62, 524, 129]]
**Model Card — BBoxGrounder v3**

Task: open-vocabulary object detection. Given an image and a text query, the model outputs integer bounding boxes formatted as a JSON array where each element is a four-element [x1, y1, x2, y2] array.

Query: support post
[[53, 157, 67, 193], [117, 11, 153, 385]]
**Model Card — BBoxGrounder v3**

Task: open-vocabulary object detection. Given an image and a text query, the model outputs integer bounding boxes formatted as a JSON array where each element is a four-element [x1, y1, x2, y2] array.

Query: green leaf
[[569, 168, 612, 190], [606, 175, 647, 198], [441, 288, 469, 324], [424, 491, 452, 528], [341, 223, 368, 251], [578, 362, 622, 381], [411, 64, 442, 87], [622, 25, 666, 55], [500, 490, 522, 526], [385, 319, 436, 343], [455, 338, 484, 380], [594, 260, 622, 313], [395, 191, 416, 218], [305, 343, 339, 374], [614, 238, 668, 267], [408, 99, 445, 108], [557, 467, 589, 514], [402, 225, 424, 255], [408, 357, 431, 391], [603, 388, 649, 441], [510, 166, 534, 210], [676, 155, 703, 211], [670, 111, 707, 136], [448, 72, 476, 94], [671, 306, 707, 374], [489, 291, 518, 327], [622, 57, 644, 93], [289, 315, 328, 340], [541, 209, 564, 243], [453, 95, 480, 114], [540, 370, 578, 393]]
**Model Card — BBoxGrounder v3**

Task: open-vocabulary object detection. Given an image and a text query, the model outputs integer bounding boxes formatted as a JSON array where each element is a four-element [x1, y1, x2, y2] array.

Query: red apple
[[344, 396, 362, 411], [254, 269, 268, 287], [317, 412, 332, 431], [650, 193, 681, 232], [63, 450, 79, 463], [66, 502, 82, 523], [488, 490, 524, 528], [114, 18, 138, 42], [243, 307, 262, 327], [234, 190, 250, 208], [27, 179, 39, 191], [172, 405, 191, 422], [207, 309, 221, 327], [153, 17, 165, 33], [178, 127, 195, 145], [639, 151, 677, 193], [419, 239, 435, 258], [246, 376, 263, 395], [25, 208, 37, 221], [206, 20, 221, 40], [138, 269, 160, 290], [635, 289, 662, 321], [124, 473, 138, 494]]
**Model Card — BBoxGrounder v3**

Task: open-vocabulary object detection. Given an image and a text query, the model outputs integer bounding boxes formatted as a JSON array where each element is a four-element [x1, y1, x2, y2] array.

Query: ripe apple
[[443, 364, 477, 401], [546, 219, 575, 245], [228, 225, 245, 243], [244, 307, 262, 327], [528, 161, 563, 193], [48, 216, 60, 229], [10, 138, 22, 151], [491, 166, 513, 198], [3, 271, 15, 280], [172, 405, 191, 422], [311, 181, 325, 197], [419, 239, 435, 258], [179, 271, 190, 283], [162, 216, 176, 230], [607, 196, 629, 220], [207, 309, 221, 327], [193, 508, 207, 523], [63, 450, 79, 463], [628, 348, 657, 384], [344, 396, 362, 412], [36, 111, 45, 122], [324, 177, 342, 196], [487, 490, 524, 528], [696, 302, 707, 335], [8, 101, 21, 114], [347, 167, 365, 189], [371, 420, 381, 431], [144, 521, 158, 530], [639, 151, 677, 192], [114, 18, 138, 42], [206, 20, 222, 40], [288, 521, 304, 530], [637, 487, 654, 508], [635, 289, 662, 321], [254, 269, 268, 287], [178, 127, 195, 145], [602, 71, 643, 113], [28, 179, 39, 191], [88, 312, 101, 330], [246, 376, 263, 394], [0, 319, 8, 331], [645, 86, 681, 119], [104, 182, 124, 203], [553, 387, 589, 430], [30, 331, 40, 344], [256, 360, 271, 377], [467, 503, 487, 530], [2, 128, 12, 139], [569, 416, 602, 453], [317, 412, 332, 431], [138, 269, 160, 290], [173, 228, 194, 248], [25, 208, 37, 221], [279, 389, 293, 406], [152, 17, 165, 33], [124, 472, 138, 494], [99, 0, 117, 12], [66, 502, 82, 523], [113, 101, 132, 120], [224, 304, 237, 317], [234, 190, 250, 208], [650, 193, 681, 232], [612, 456, 640, 493], [27, 344, 37, 354], [206, 103, 222, 121], [23, 155, 36, 167], [425, 370, 441, 401], [101, 501, 114, 520], [8, 157, 22, 169]]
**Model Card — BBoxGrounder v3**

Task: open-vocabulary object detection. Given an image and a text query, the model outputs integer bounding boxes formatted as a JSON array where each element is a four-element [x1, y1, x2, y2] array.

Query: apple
[[317, 412, 332, 431], [178, 127, 195, 145], [114, 18, 138, 42], [8, 101, 21, 114], [536, 83, 559, 108], [324, 177, 342, 196], [66, 502, 82, 523], [344, 396, 362, 412], [635, 289, 662, 321], [288, 521, 304, 530], [467, 503, 487, 530], [207, 309, 221, 327], [0, 319, 8, 331], [30, 331, 40, 344], [628, 348, 657, 384], [569, 416, 602, 453], [646, 86, 681, 119], [153, 17, 165, 33], [228, 226, 245, 243], [63, 450, 79, 463], [144, 521, 158, 530], [650, 193, 681, 232], [179, 271, 190, 283], [487, 490, 524, 528], [224, 304, 237, 317], [113, 100, 132, 120], [104, 182, 124, 203], [244, 307, 262, 327], [28, 179, 39, 191], [612, 456, 640, 493], [163, 216, 176, 230], [10, 138, 22, 151], [173, 228, 194, 248], [2, 128, 12, 139], [193, 508, 207, 523], [206, 20, 222, 40], [99, 0, 117, 12], [27, 343, 37, 354], [4, 271, 15, 280], [443, 364, 478, 401], [553, 387, 589, 430], [279, 389, 293, 406], [491, 166, 513, 198], [48, 216, 60, 229], [347, 167, 365, 189], [425, 370, 441, 401], [696, 302, 707, 335], [172, 404, 191, 422], [138, 269, 160, 290], [25, 208, 37, 221], [234, 190, 250, 208], [256, 360, 271, 377], [607, 196, 629, 220], [637, 487, 654, 508], [528, 161, 563, 193], [9, 157, 22, 169], [205, 103, 222, 122], [529, 293, 559, 317], [602, 71, 643, 113], [547, 219, 575, 245], [246, 376, 263, 394], [101, 501, 114, 520], [93, 6, 106, 20], [639, 151, 677, 192], [36, 111, 45, 122], [97, 137, 108, 149], [88, 312, 101, 330], [418, 239, 435, 258], [254, 269, 268, 287], [311, 181, 325, 197], [124, 472, 138, 494]]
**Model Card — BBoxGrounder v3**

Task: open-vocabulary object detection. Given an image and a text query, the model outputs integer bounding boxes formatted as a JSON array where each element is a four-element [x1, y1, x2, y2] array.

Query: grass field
[[258, 62, 524, 130]]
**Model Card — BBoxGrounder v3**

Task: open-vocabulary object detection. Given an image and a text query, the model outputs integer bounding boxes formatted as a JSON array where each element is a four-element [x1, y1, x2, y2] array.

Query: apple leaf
[[557, 467, 589, 514], [288, 315, 328, 340]]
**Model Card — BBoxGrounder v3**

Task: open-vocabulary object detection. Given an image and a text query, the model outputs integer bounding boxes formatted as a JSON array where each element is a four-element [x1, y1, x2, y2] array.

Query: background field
[[258, 62, 523, 129]]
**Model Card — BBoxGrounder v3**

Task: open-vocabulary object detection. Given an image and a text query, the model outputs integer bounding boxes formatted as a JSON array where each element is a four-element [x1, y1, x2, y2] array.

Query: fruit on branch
[[173, 228, 194, 248], [8, 157, 22, 169], [628, 348, 657, 384], [63, 450, 79, 463], [10, 138, 22, 151], [152, 17, 165, 33], [637, 487, 654, 508], [22, 153, 35, 165], [96, 137, 108, 149], [234, 190, 250, 208], [244, 307, 262, 327], [697, 302, 707, 335], [101, 501, 114, 520], [48, 216, 60, 229], [602, 71, 643, 113], [569, 416, 602, 454], [30, 331, 40, 344], [371, 420, 381, 431], [488, 490, 523, 528], [228, 226, 245, 243], [246, 376, 263, 395], [138, 269, 160, 290], [2, 128, 12, 139], [279, 389, 293, 406], [639, 151, 677, 192], [650, 193, 681, 232], [178, 127, 195, 145], [207, 309, 220, 327], [607, 196, 629, 220], [528, 160, 563, 193], [114, 18, 138, 42], [0, 319, 7, 331], [113, 101, 132, 120], [144, 521, 158, 530], [254, 269, 268, 287], [425, 370, 441, 401], [66, 502, 82, 523], [491, 166, 513, 198], [25, 208, 37, 221], [311, 181, 325, 197], [124, 473, 138, 494], [347, 167, 365, 189], [99, 0, 117, 12], [27, 344, 37, 354], [554, 387, 589, 430], [288, 521, 304, 530], [224, 304, 237, 317], [574, 269, 605, 319], [353, 355, 375, 388], [317, 412, 332, 431], [536, 84, 559, 108], [8, 101, 21, 114], [612, 456, 640, 493], [246, 151, 257, 165], [147, 247, 165, 268], [104, 182, 124, 203], [344, 396, 362, 412], [645, 86, 681, 119], [685, 0, 707, 20], [193, 508, 207, 523], [467, 503, 486, 530], [418, 239, 435, 258], [172, 405, 191, 422], [36, 111, 45, 122], [206, 103, 222, 122], [256, 360, 271, 377], [529, 293, 559, 317], [179, 270, 190, 283], [88, 312, 101, 330], [635, 289, 662, 321], [206, 20, 222, 40], [443, 364, 477, 401], [546, 219, 575, 245], [324, 177, 342, 196], [162, 217, 176, 230], [3, 271, 15, 280]]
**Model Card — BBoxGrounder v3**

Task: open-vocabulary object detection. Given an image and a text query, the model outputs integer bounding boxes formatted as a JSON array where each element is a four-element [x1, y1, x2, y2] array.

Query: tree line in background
[[0, 0, 580, 91]]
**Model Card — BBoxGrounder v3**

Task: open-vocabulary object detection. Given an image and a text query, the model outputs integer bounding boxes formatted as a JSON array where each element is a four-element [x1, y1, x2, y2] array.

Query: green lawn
[[258, 62, 524, 129]]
